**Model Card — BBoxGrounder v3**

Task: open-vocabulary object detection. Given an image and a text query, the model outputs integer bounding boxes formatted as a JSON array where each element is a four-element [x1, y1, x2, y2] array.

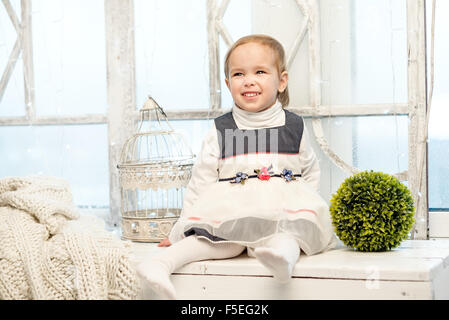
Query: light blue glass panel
[[428, 138, 449, 210], [134, 0, 209, 110], [427, 0, 449, 209], [32, 0, 107, 116], [0, 124, 109, 208], [353, 115, 408, 175], [0, 0, 25, 116]]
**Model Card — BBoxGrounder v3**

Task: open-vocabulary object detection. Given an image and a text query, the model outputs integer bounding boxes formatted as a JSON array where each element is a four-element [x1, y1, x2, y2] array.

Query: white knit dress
[[169, 101, 336, 256]]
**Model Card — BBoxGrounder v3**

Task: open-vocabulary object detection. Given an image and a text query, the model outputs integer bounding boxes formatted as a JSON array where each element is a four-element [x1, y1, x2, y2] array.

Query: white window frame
[[0, 0, 429, 239]]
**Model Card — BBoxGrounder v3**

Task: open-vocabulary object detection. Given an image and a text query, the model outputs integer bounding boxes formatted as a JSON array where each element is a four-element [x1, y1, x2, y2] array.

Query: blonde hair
[[224, 34, 289, 107]]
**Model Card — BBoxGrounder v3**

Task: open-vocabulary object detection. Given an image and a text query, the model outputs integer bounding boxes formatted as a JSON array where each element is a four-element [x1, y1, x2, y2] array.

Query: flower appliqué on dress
[[231, 172, 249, 185], [281, 169, 296, 182], [254, 164, 274, 181], [220, 165, 301, 184]]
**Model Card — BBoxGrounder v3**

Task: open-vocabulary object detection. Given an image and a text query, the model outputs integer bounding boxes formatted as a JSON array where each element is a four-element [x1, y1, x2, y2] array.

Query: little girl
[[137, 34, 336, 299]]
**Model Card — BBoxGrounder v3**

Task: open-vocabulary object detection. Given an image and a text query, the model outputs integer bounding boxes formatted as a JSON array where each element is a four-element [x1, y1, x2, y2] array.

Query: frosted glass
[[0, 124, 109, 208], [427, 0, 449, 209], [319, 0, 407, 105], [304, 116, 408, 203], [169, 119, 214, 157], [351, 0, 408, 104], [352, 115, 408, 174], [0, 61, 25, 116], [134, 0, 209, 110], [32, 0, 107, 116]]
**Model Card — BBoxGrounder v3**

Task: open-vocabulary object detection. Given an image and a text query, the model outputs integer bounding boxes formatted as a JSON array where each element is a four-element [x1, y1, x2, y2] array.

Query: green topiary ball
[[330, 171, 415, 252]]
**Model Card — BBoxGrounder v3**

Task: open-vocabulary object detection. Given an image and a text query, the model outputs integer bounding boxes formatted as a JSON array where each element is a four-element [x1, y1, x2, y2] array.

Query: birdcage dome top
[[118, 97, 195, 166]]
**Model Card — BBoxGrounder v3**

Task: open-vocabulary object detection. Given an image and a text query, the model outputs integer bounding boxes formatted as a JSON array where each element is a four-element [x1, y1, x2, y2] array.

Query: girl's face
[[225, 42, 288, 113]]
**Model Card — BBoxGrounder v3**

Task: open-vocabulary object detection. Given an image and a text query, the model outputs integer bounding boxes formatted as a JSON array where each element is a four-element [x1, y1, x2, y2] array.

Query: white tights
[[136, 233, 300, 299]]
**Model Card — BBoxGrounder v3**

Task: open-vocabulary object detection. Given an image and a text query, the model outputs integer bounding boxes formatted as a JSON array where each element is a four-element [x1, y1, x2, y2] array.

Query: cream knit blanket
[[0, 176, 140, 300]]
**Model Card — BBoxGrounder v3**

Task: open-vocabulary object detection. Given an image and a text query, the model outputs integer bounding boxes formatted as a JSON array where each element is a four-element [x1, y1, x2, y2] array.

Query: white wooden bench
[[129, 239, 449, 300]]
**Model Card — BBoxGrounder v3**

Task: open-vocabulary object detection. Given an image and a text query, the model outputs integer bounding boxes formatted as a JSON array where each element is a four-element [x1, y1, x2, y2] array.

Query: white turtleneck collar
[[232, 100, 285, 130]]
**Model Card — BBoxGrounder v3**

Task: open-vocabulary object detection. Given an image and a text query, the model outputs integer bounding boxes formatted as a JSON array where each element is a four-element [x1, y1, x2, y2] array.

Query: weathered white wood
[[429, 212, 449, 238], [432, 261, 449, 299], [21, 0, 35, 119], [1, 0, 20, 32], [172, 242, 449, 281], [216, 19, 233, 48], [216, 0, 229, 19], [407, 0, 428, 239], [0, 114, 108, 125], [104, 0, 137, 228], [0, 103, 411, 125], [131, 240, 449, 300], [164, 275, 433, 300], [155, 103, 411, 119], [0, 0, 35, 116], [206, 0, 221, 110], [215, 0, 233, 47]]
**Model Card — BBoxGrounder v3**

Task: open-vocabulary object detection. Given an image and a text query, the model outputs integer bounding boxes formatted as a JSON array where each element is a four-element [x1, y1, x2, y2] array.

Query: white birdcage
[[117, 97, 195, 242]]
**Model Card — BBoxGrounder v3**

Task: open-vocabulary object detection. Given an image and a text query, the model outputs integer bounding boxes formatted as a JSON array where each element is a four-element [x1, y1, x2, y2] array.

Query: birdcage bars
[[118, 97, 194, 242]]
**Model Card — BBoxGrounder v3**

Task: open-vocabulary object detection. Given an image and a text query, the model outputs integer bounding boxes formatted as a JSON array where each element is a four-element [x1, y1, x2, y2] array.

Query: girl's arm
[[298, 125, 321, 192], [181, 124, 220, 213]]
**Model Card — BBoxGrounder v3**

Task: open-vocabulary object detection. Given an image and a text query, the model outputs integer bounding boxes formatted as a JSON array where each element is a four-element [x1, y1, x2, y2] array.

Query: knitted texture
[[0, 176, 140, 300]]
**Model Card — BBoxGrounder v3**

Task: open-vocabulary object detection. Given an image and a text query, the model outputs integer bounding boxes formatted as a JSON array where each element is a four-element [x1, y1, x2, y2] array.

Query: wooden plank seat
[[129, 239, 449, 300]]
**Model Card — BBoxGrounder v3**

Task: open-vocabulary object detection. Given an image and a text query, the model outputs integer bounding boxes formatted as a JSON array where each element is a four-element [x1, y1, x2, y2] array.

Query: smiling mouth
[[242, 92, 260, 97]]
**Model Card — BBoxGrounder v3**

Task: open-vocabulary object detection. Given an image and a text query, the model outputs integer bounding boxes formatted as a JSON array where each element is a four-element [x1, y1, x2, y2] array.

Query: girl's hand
[[158, 237, 172, 247]]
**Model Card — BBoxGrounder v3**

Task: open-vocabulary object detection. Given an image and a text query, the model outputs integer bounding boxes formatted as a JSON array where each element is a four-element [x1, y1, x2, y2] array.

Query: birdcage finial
[[142, 95, 165, 114], [142, 96, 159, 110]]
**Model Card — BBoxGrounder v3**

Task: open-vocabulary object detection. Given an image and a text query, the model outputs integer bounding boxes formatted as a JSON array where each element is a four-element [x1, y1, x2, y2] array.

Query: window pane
[[353, 115, 408, 174], [32, 0, 107, 116], [304, 116, 408, 202], [0, 61, 25, 116], [320, 0, 407, 105], [427, 0, 449, 209], [429, 138, 449, 210], [352, 0, 407, 104], [304, 118, 352, 201], [0, 124, 109, 208], [169, 119, 213, 157], [134, 0, 209, 110], [0, 0, 25, 116]]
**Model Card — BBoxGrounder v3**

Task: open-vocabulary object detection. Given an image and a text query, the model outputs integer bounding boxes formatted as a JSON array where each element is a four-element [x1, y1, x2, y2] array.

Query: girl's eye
[[256, 70, 266, 74], [233, 72, 243, 77]]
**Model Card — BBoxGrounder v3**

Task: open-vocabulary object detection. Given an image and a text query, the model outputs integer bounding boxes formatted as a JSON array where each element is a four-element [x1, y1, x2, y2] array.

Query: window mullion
[[21, 0, 35, 120], [407, 0, 428, 240], [206, 0, 221, 110], [105, 0, 137, 228]]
